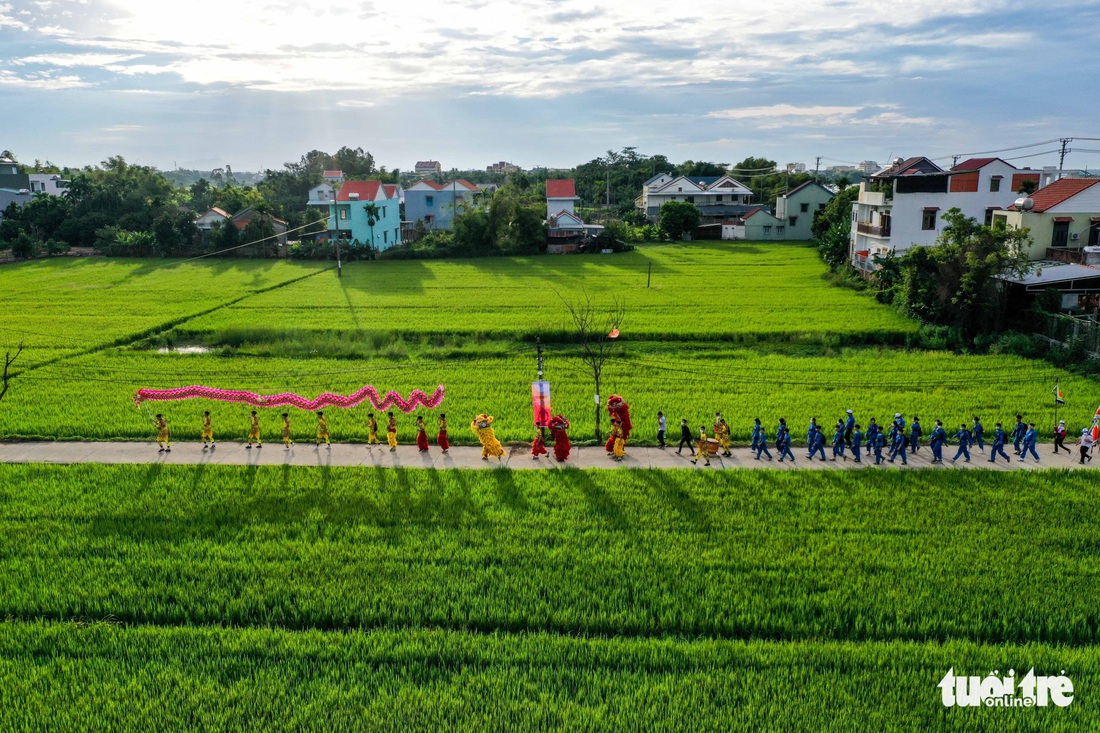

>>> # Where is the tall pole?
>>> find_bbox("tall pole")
[814,156,821,178]
[536,337,546,442]
[333,186,342,277]
[1058,138,1071,180]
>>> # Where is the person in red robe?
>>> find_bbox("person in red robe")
[603,395,632,453]
[416,416,430,452]
[531,433,548,459]
[437,413,450,453]
[550,414,571,462]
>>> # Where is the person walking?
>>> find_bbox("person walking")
[972,417,984,453]
[872,429,886,465]
[909,416,922,455]
[155,413,170,453]
[611,419,626,461]
[809,425,827,462]
[246,410,261,449]
[281,412,294,449]
[894,413,906,432]
[929,420,947,464]
[717,418,733,457]
[676,418,695,454]
[888,421,908,465]
[415,415,429,452]
[437,414,450,453]
[386,412,398,452]
[691,426,711,466]
[1019,423,1040,463]
[367,413,380,445]
[777,419,795,462]
[1012,415,1026,455]
[844,409,855,448]
[531,432,548,459]
[865,418,879,455]
[750,418,761,456]
[755,425,773,461]
[657,412,667,448]
[831,421,846,461]
[989,422,1011,463]
[316,411,330,448]
[950,423,972,463]
[1053,420,1071,455]
[201,410,214,450]
[1078,428,1095,464]
[851,424,863,463]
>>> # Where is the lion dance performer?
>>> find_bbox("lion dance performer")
[603,394,633,454]
[416,415,430,452]
[155,413,170,453]
[472,414,505,461]
[610,419,625,461]
[531,432,548,460]
[549,414,571,462]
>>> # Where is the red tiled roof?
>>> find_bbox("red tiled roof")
[336,180,397,201]
[546,179,577,199]
[209,207,230,218]
[1023,178,1100,213]
[416,180,444,190]
[322,170,343,178]
[951,157,1001,172]
[455,179,479,190]
[741,207,763,220]
[383,185,397,198]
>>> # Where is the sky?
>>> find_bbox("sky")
[1,0,1099,174]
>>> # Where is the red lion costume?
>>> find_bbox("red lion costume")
[603,394,632,453]
[550,414,571,462]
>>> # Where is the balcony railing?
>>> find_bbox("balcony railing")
[857,221,891,238]
[852,254,879,272]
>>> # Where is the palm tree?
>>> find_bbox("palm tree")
[1016,178,1039,196]
[365,202,379,255]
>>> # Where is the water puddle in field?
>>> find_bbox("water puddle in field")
[156,346,213,354]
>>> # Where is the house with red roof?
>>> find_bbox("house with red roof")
[404,178,482,230]
[545,179,603,249]
[850,156,1041,270]
[546,179,580,216]
[993,178,1100,261]
[328,180,402,251]
[307,171,345,209]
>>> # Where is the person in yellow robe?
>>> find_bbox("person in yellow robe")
[281,413,294,449]
[316,411,330,447]
[201,410,214,450]
[472,414,505,461]
[691,425,711,466]
[367,413,380,445]
[247,410,262,449]
[155,414,170,453]
[386,412,398,451]
[611,419,625,460]
[715,418,732,457]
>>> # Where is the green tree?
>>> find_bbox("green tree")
[658,201,701,240]
[1016,177,1039,196]
[817,219,850,269]
[812,185,859,240]
[10,231,38,259]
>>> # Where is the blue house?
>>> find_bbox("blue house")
[329,180,402,251]
[404,178,481,230]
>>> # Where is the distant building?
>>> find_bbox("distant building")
[232,208,289,247]
[404,179,480,230]
[194,207,232,232]
[546,179,602,247]
[858,160,881,175]
[329,180,402,250]
[993,177,1100,260]
[786,162,807,174]
[546,179,580,217]
[414,160,442,177]
[636,174,754,223]
[28,174,69,195]
[486,161,520,175]
[775,181,836,241]
[850,156,1041,270]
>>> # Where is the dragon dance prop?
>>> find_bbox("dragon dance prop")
[134,384,445,413]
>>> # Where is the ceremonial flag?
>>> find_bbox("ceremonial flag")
[1053,381,1064,405]
[608,326,620,339]
[532,381,551,428]
[1092,402,1100,442]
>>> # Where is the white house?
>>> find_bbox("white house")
[850,156,1041,270]
[546,179,580,216]
[28,174,69,195]
[636,174,754,222]
[992,177,1100,260]
[194,207,231,231]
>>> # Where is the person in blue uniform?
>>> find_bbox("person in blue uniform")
[850,425,863,463]
[831,422,846,461]
[755,425,773,461]
[972,417,984,453]
[989,422,1011,463]
[1013,415,1026,454]
[809,426,827,461]
[843,409,855,448]
[777,419,795,462]
[888,421,908,464]
[865,418,879,453]
[751,418,762,454]
[894,413,906,432]
[909,416,922,455]
[951,423,972,463]
[1019,422,1040,463]
[873,429,886,464]
[929,420,947,464]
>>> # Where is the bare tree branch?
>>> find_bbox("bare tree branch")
[0,342,25,404]
[557,290,625,442]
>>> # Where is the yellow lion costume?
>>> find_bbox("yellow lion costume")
[472,414,505,461]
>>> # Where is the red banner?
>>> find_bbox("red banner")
[532,381,551,427]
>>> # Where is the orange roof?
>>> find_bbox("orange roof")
[336,180,398,201]
[546,179,577,199]
[383,184,397,198]
[951,157,1005,172]
[1022,178,1100,212]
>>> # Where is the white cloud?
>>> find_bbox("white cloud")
[0,69,90,88]
[14,52,142,66]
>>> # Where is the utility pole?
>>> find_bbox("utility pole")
[952,155,960,168]
[1058,138,1072,180]
[814,156,822,178]
[536,337,546,442]
[333,186,342,277]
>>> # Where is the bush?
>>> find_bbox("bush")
[10,231,38,259]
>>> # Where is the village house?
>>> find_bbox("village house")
[546,179,602,252]
[774,181,836,241]
[329,180,402,251]
[992,177,1100,261]
[306,171,345,209]
[404,179,481,230]
[636,173,755,223]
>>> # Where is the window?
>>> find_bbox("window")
[763,226,772,235]
[818,203,827,210]
[383,231,388,243]
[686,196,695,204]
[789,216,798,226]
[777,226,785,235]
[715,195,723,202]
[339,208,348,221]
[425,215,434,225]
[921,209,937,230]
[426,196,434,206]
[677,187,682,192]
[800,202,809,213]
[990,176,1002,192]
[984,208,995,227]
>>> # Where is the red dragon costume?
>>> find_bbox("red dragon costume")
[549,414,571,462]
[603,394,632,454]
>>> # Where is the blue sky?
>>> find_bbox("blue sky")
[1,0,1098,173]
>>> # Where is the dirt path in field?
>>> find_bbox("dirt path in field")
[0,440,1091,471]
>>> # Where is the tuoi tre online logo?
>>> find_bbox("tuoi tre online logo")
[938,668,1074,708]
